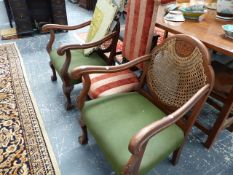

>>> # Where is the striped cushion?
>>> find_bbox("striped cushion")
[89,70,139,99]
[122,0,160,68]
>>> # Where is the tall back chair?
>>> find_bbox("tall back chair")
[74,0,159,100]
[71,35,214,175]
[122,0,160,68]
[42,0,123,110]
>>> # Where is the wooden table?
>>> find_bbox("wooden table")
[156,6,233,57]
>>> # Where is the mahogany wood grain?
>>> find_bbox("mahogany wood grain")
[42,21,91,53]
[42,21,91,32]
[156,6,233,57]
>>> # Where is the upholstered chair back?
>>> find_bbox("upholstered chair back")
[122,0,160,67]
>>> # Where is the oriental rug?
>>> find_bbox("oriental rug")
[0,43,60,175]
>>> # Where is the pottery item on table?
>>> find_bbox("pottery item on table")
[222,24,233,39]
[179,5,207,20]
[216,0,233,20]
[205,0,217,9]
[164,10,185,21]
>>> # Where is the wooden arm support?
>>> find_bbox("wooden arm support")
[57,31,119,56]
[42,21,91,53]
[42,21,91,32]
[123,84,210,174]
[71,54,151,79]
[128,84,210,155]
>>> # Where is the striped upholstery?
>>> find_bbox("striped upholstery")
[89,1,159,98]
[122,0,160,68]
[89,70,139,99]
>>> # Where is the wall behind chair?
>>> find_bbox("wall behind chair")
[0,0,10,29]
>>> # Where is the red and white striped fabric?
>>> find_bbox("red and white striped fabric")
[88,70,139,99]
[122,0,160,68]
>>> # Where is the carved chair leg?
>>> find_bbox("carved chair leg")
[79,118,88,145]
[62,83,74,110]
[49,61,57,81]
[171,144,184,165]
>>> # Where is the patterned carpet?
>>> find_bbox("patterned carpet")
[0,1,232,174]
[0,43,60,175]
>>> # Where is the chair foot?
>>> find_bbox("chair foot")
[49,61,57,81]
[62,84,74,111]
[203,141,213,149]
[204,121,233,148]
[51,75,57,81]
[79,119,88,145]
[65,102,73,110]
[79,135,88,145]
[171,146,183,165]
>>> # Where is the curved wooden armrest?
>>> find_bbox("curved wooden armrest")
[44,21,91,53]
[128,84,210,155]
[57,31,119,56]
[42,21,91,32]
[71,54,151,79]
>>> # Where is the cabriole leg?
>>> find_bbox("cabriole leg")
[79,118,88,145]
[62,83,73,110]
[49,61,57,81]
[171,145,184,165]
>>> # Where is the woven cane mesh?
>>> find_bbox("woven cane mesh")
[147,38,207,108]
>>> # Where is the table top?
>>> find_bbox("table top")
[156,5,233,57]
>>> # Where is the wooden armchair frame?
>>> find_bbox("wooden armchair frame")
[42,19,120,110]
[71,35,214,174]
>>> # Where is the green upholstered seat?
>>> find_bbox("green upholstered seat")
[83,92,184,175]
[50,49,107,84]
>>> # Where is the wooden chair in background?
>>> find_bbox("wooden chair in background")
[42,0,122,110]
[118,0,160,65]
[71,34,214,175]
[196,61,233,148]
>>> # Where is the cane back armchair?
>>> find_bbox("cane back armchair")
[42,0,121,110]
[71,34,214,174]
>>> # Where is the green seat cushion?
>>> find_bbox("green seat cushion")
[83,92,184,175]
[50,49,107,84]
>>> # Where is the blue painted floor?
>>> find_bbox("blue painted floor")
[0,1,232,174]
